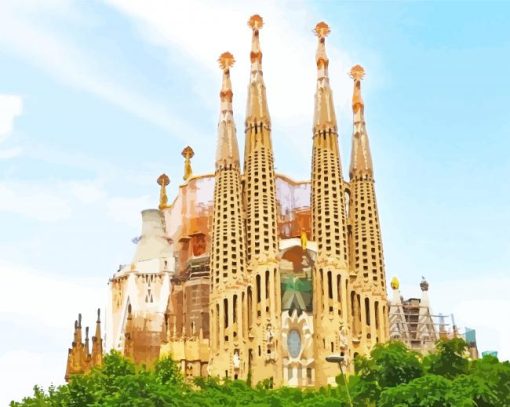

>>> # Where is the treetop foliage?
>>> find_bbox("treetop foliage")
[11,340,510,407]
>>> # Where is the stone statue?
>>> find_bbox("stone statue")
[233,350,241,369]
[339,324,348,350]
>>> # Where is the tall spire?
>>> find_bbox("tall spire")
[76,313,82,343]
[348,64,389,351]
[84,326,90,357]
[242,14,282,386]
[313,22,336,131]
[349,65,373,179]
[245,14,270,136]
[91,308,103,366]
[216,52,240,169]
[209,52,248,380]
[310,20,352,387]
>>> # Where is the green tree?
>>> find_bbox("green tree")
[423,337,469,378]
[354,340,423,403]
[10,339,510,407]
[379,374,473,407]
[467,355,510,406]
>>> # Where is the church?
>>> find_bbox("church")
[66,15,390,388]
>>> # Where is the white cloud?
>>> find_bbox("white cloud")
[0,95,23,140]
[69,181,106,204]
[0,2,197,141]
[0,146,23,159]
[0,181,72,222]
[0,178,155,227]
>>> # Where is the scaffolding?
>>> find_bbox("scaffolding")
[389,300,457,352]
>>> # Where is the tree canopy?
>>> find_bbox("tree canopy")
[11,339,510,407]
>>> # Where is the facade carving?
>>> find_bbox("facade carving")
[65,16,396,387]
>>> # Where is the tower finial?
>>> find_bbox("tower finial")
[314,22,330,75]
[218,52,235,110]
[91,308,103,366]
[157,173,170,210]
[248,14,263,30]
[312,21,336,131]
[181,146,194,181]
[350,64,365,81]
[349,64,373,179]
[85,326,90,355]
[420,276,429,292]
[350,64,365,112]
[218,51,235,72]
[216,52,240,168]
[248,15,263,66]
[314,21,331,38]
[245,14,271,134]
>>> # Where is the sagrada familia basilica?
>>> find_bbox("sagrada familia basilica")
[65,15,461,387]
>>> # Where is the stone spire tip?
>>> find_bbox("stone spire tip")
[350,65,365,111]
[157,173,170,186]
[218,52,235,72]
[157,173,170,210]
[181,146,194,181]
[350,64,365,81]
[314,22,331,74]
[314,21,330,38]
[420,276,429,292]
[248,14,263,30]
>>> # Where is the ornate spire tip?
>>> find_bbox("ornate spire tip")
[350,64,365,81]
[314,21,330,38]
[157,173,170,187]
[218,52,235,71]
[181,146,194,159]
[248,14,263,30]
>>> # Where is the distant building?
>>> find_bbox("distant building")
[389,277,479,358]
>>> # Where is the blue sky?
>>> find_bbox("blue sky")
[0,0,509,403]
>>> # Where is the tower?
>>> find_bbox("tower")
[310,22,351,386]
[388,277,409,341]
[243,14,282,386]
[416,277,437,347]
[209,52,249,380]
[348,65,389,354]
[91,308,103,367]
